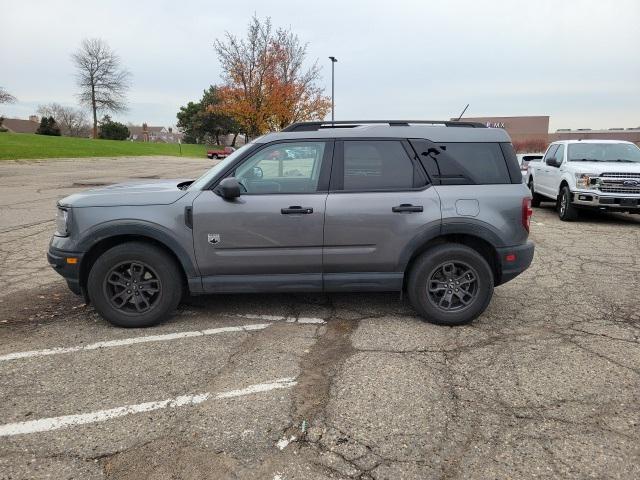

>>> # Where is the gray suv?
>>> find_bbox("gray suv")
[48,120,535,328]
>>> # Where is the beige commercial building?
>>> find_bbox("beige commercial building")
[456,115,640,151]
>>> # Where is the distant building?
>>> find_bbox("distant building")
[128,124,183,143]
[455,115,640,151]
[549,127,640,145]
[1,116,39,134]
[456,116,550,145]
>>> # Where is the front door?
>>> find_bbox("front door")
[322,139,441,291]
[192,140,333,293]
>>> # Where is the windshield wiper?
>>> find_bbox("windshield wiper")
[612,159,635,163]
[570,158,601,162]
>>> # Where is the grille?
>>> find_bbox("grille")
[600,186,640,194]
[600,172,640,178]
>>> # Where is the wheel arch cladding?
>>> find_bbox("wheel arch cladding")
[77,224,196,292]
[402,234,500,288]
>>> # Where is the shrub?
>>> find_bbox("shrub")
[36,116,61,136]
[513,139,548,153]
[99,120,130,140]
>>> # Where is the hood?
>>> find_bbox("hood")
[59,179,192,208]
[566,161,640,175]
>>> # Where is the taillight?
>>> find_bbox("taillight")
[522,197,533,232]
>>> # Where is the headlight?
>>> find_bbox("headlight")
[575,173,598,189]
[55,207,70,236]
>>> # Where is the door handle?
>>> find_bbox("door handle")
[281,206,314,214]
[392,204,423,213]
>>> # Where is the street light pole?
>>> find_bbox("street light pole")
[329,56,337,124]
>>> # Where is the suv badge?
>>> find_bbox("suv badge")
[207,233,221,245]
[623,180,639,187]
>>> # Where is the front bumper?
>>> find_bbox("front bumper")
[496,241,535,286]
[572,190,640,210]
[47,245,84,295]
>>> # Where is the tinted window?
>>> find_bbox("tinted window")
[235,142,326,194]
[439,143,511,184]
[343,141,417,191]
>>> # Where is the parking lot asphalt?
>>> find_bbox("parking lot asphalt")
[1,157,639,479]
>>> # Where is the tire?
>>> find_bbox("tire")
[212,154,219,159]
[87,242,183,327]
[558,186,579,221]
[528,179,543,207]
[407,244,494,326]
[207,154,213,159]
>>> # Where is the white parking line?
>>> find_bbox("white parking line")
[0,323,269,363]
[234,314,326,324]
[0,378,296,437]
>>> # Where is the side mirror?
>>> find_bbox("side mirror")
[546,157,559,167]
[215,177,241,199]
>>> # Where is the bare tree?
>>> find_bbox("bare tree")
[71,38,131,138]
[0,86,16,104]
[37,103,90,137]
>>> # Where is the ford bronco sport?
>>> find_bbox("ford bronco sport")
[48,120,535,327]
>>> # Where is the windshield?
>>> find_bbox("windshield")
[568,143,640,163]
[188,142,256,190]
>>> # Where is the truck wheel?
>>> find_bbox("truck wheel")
[87,242,183,328]
[212,154,219,159]
[407,244,494,326]
[528,180,543,207]
[558,186,579,221]
[207,154,213,159]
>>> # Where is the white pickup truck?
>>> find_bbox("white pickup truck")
[526,139,640,221]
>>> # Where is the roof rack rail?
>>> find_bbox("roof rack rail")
[281,120,487,132]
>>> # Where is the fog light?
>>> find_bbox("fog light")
[578,195,592,201]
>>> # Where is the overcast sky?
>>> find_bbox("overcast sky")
[1,0,638,131]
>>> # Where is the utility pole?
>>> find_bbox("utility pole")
[329,56,338,124]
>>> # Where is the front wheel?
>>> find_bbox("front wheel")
[558,186,579,221]
[87,242,183,327]
[407,244,494,326]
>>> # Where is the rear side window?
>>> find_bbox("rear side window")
[437,143,511,184]
[342,140,420,191]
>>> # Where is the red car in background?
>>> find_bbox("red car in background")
[207,146,235,159]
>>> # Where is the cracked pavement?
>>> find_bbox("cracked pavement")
[1,157,639,479]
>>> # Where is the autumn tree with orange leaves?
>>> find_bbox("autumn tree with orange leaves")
[212,16,330,138]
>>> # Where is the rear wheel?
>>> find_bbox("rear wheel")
[528,179,543,207]
[407,244,494,326]
[558,186,579,221]
[87,242,183,327]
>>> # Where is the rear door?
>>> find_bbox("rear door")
[322,139,441,291]
[192,140,332,292]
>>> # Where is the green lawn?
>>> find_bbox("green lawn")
[0,132,217,160]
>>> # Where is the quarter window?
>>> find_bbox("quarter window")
[438,143,511,184]
[342,140,418,191]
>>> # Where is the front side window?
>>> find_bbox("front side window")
[543,144,559,163]
[568,143,640,163]
[234,142,326,194]
[342,140,418,191]
[553,144,565,165]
